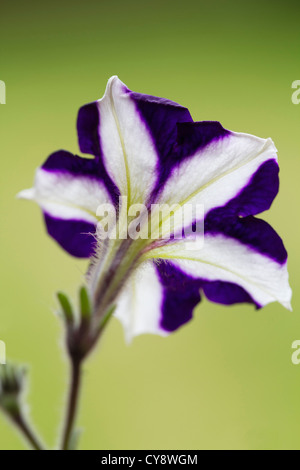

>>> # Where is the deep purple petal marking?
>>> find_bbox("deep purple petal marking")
[77,102,101,157]
[175,121,230,160]
[127,92,200,192]
[204,214,287,264]
[44,213,96,258]
[128,91,193,164]
[155,261,201,332]
[182,158,283,263]
[42,150,102,178]
[214,159,279,218]
[42,149,120,205]
[155,259,262,333]
[200,280,261,309]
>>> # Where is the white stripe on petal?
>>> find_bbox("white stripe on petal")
[97,76,158,205]
[158,133,277,230]
[114,261,168,343]
[20,169,111,224]
[145,235,292,311]
[17,188,36,200]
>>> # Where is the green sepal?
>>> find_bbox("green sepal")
[57,292,74,324]
[79,286,92,321]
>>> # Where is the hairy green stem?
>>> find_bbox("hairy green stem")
[61,358,82,450]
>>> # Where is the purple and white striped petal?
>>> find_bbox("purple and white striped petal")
[155,123,279,235]
[127,88,193,190]
[145,216,292,312]
[115,215,292,341]
[114,260,201,343]
[78,76,160,205]
[18,151,112,257]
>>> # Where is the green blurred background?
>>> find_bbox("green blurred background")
[0,0,299,450]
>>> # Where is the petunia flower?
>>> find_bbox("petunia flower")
[18,76,292,343]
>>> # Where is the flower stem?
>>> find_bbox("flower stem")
[13,414,44,450]
[61,358,82,450]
